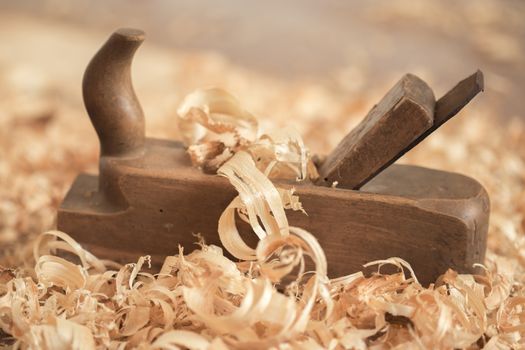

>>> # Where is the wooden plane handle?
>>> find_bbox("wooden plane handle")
[83,28,146,157]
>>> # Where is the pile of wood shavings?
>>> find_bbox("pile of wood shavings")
[0,80,524,350]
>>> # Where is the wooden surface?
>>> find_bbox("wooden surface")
[82,28,147,158]
[393,70,485,164]
[317,71,484,190]
[317,74,435,189]
[58,138,489,286]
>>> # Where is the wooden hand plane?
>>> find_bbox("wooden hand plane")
[57,28,489,285]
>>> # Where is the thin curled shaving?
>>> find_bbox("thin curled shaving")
[177,88,315,179]
[177,88,258,172]
[217,151,309,260]
[250,128,318,181]
[218,151,288,239]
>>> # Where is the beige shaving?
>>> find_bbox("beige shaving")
[177,88,258,172]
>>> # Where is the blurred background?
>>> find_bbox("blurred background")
[2,0,525,122]
[0,1,524,258]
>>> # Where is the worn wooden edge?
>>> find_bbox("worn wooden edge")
[316,71,484,192]
[356,71,485,189]
[434,70,484,126]
[317,73,435,190]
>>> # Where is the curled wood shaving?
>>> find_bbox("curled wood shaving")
[177,88,317,179]
[216,151,309,261]
[250,128,317,181]
[177,88,258,172]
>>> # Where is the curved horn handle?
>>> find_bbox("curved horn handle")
[83,28,146,157]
